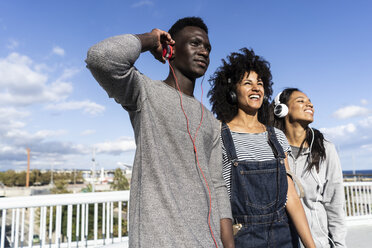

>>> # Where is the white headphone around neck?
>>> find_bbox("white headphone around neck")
[273,92,289,118]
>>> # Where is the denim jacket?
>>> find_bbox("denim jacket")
[287,140,346,247]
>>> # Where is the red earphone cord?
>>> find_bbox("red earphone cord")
[168,62,219,248]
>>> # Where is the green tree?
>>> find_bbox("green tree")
[51,179,71,194]
[30,169,42,185]
[110,168,129,191]
[40,171,51,185]
[14,171,26,186]
[1,170,16,186]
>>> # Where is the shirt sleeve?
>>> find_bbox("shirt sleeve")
[85,34,143,111]
[323,142,347,247]
[274,128,291,153]
[220,136,232,198]
[210,128,233,220]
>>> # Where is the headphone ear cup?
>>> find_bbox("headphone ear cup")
[227,91,237,104]
[162,44,173,60]
[168,45,173,59]
[274,104,289,118]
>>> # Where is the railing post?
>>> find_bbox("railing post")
[1,209,6,248]
[110,202,113,243]
[85,204,89,247]
[80,204,85,243]
[94,203,98,246]
[55,205,61,247]
[41,206,46,247]
[356,185,361,215]
[67,205,72,248]
[351,185,356,216]
[363,185,368,215]
[75,205,80,247]
[49,206,53,247]
[28,208,34,248]
[106,202,109,241]
[21,208,25,248]
[11,209,15,247]
[85,204,89,246]
[102,203,105,245]
[14,208,20,247]
[118,202,122,241]
[345,185,351,216]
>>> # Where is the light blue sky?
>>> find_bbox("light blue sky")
[1,0,371,171]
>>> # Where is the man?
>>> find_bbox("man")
[86,17,233,248]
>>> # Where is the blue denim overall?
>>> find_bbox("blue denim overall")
[221,123,299,247]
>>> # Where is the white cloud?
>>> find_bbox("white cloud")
[359,116,372,128]
[131,0,153,8]
[360,144,372,152]
[44,81,73,100]
[3,129,67,145]
[95,137,136,155]
[0,53,47,89]
[332,105,370,119]
[81,129,96,136]
[33,130,68,139]
[320,123,357,139]
[361,99,368,105]
[0,107,29,132]
[0,53,73,106]
[58,68,80,81]
[0,120,87,168]
[0,52,106,171]
[52,46,65,56]
[45,100,105,115]
[0,107,29,120]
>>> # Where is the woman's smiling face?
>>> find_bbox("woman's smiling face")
[236,71,264,113]
[286,91,314,124]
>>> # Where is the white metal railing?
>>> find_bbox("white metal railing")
[0,190,129,248]
[1,183,371,248]
[344,182,372,220]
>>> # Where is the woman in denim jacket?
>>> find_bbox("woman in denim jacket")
[271,88,346,247]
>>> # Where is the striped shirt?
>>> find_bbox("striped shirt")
[221,128,291,197]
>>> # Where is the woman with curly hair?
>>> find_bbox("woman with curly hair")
[208,48,315,247]
[270,88,346,247]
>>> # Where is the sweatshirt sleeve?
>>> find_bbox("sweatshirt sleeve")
[85,34,143,111]
[210,128,233,220]
[323,142,347,247]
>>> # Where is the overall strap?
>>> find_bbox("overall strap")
[266,126,286,159]
[220,122,238,164]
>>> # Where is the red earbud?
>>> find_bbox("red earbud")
[162,44,173,60]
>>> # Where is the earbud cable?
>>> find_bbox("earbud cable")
[168,61,219,248]
[309,127,336,247]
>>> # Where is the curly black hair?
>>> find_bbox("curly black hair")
[208,48,273,123]
[168,17,208,40]
[270,88,326,172]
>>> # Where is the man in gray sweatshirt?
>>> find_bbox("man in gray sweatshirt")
[86,17,233,248]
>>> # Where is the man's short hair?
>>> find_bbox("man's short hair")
[168,17,208,39]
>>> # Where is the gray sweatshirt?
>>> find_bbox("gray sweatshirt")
[288,140,346,247]
[86,34,232,248]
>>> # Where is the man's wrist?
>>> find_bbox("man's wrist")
[136,32,157,52]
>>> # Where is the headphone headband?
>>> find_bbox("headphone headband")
[274,92,282,106]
